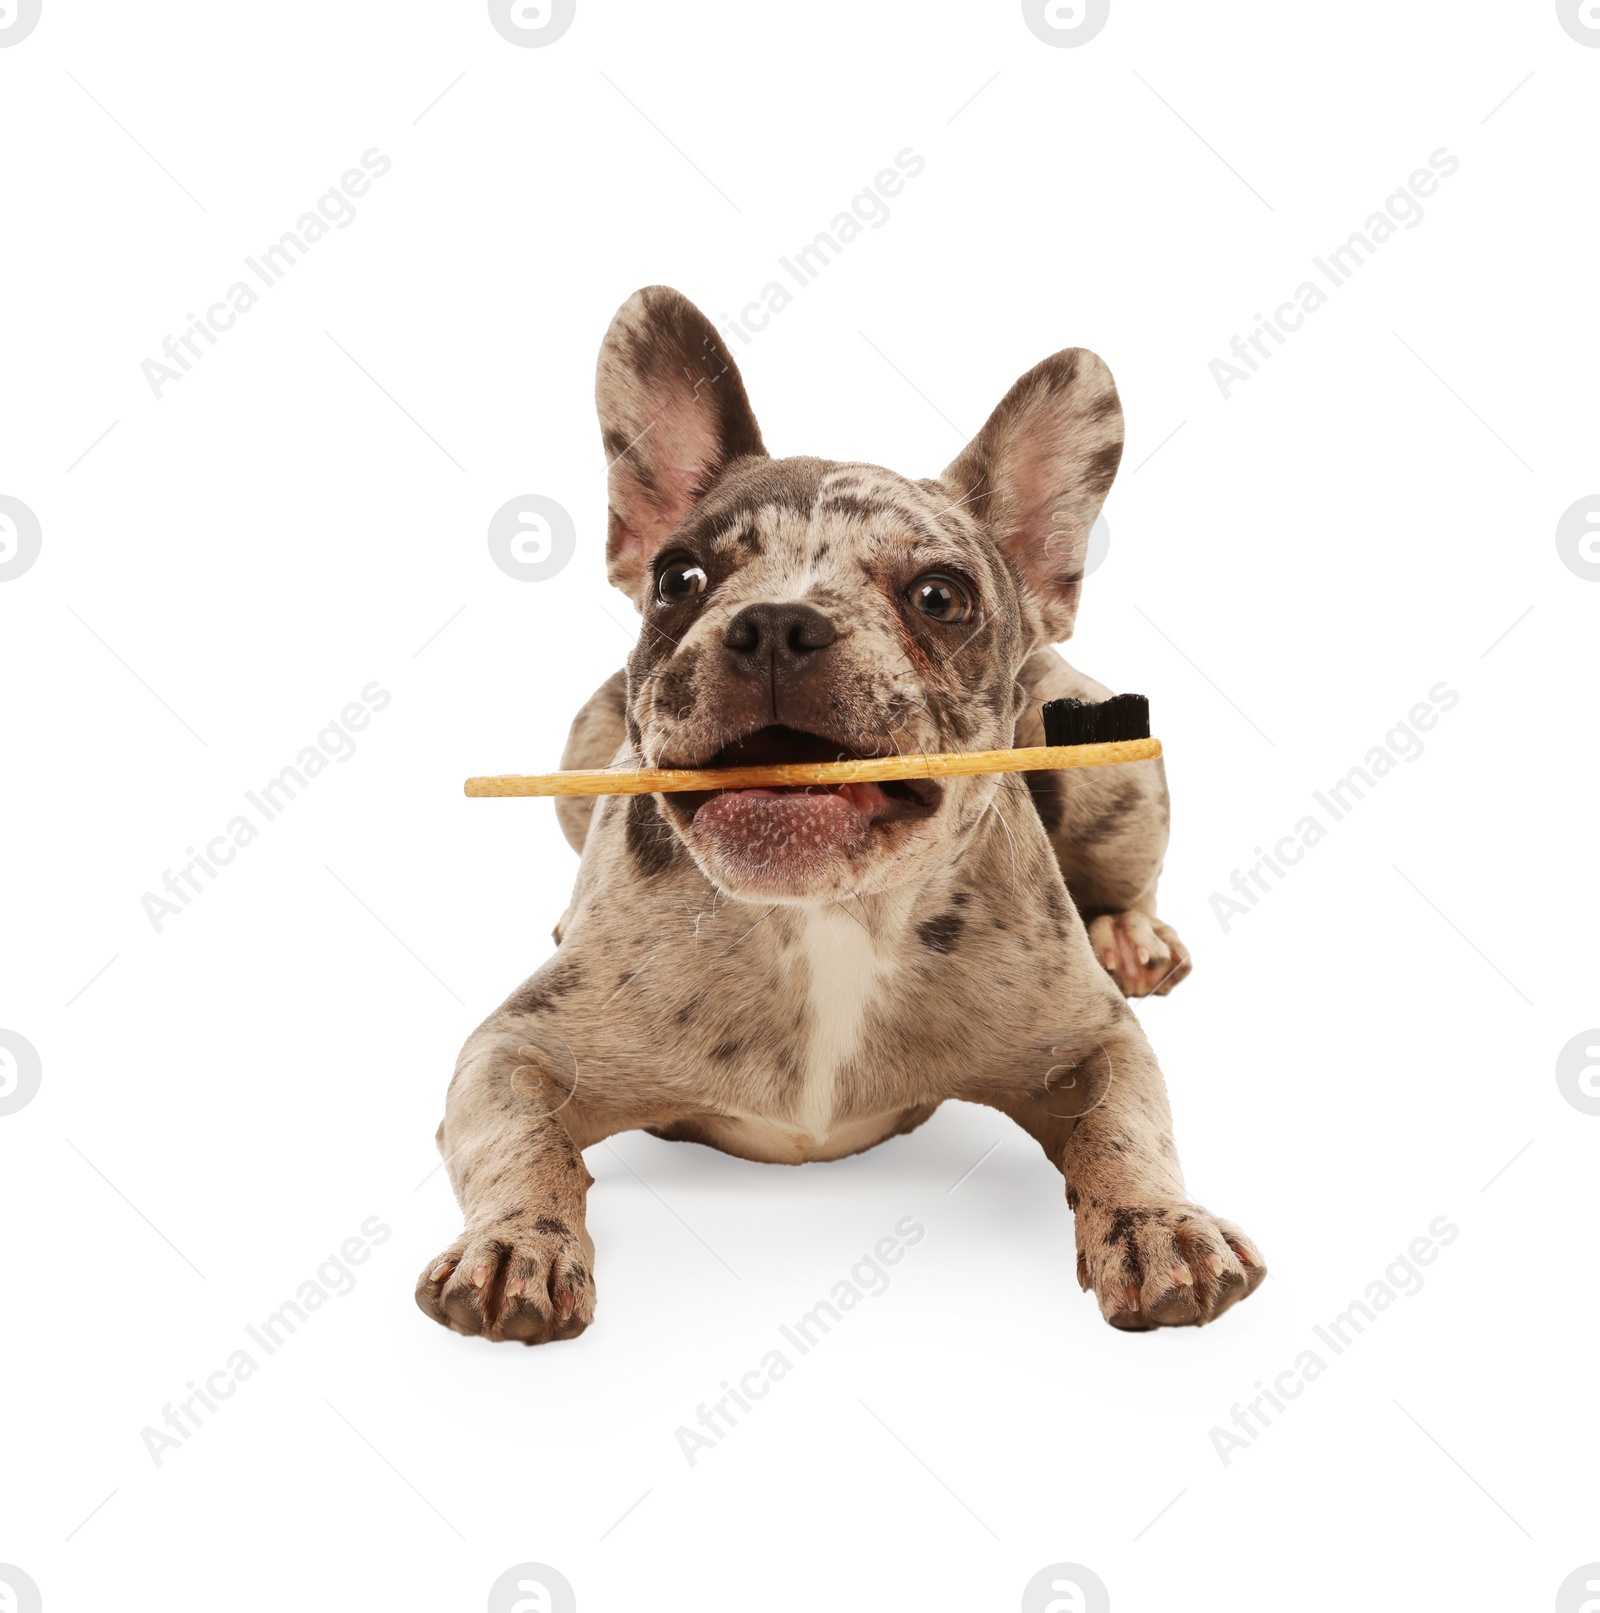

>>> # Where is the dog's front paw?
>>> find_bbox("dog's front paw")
[415,1216,595,1344]
[1087,911,1191,998]
[1074,1201,1264,1330]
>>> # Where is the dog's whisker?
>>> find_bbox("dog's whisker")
[981,795,1021,896]
[601,950,662,1009]
[927,476,989,521]
[715,904,778,958]
[949,608,996,659]
[829,893,873,938]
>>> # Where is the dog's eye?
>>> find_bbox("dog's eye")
[657,560,709,605]
[908,573,973,624]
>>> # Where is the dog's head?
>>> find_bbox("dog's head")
[597,286,1124,904]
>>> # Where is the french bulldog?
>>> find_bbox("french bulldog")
[416,286,1265,1343]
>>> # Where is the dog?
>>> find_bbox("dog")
[415,286,1265,1343]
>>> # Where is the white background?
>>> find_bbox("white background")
[2,2,1596,1609]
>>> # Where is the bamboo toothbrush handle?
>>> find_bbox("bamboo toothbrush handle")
[464,738,1161,798]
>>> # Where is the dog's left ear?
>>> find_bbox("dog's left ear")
[596,286,768,607]
[941,348,1123,643]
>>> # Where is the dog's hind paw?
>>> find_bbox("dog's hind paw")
[1087,911,1191,998]
[1074,1201,1265,1330]
[415,1217,595,1345]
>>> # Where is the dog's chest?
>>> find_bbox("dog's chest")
[791,907,892,1133]
[713,905,900,1160]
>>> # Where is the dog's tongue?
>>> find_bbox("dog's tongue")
[672,728,938,866]
[692,782,887,855]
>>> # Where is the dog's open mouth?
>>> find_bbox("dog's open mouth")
[662,725,942,831]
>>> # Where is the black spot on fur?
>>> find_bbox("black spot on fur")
[506,960,582,1015]
[1072,779,1144,849]
[819,493,944,548]
[1083,441,1124,497]
[1024,771,1065,835]
[711,1037,744,1061]
[534,1216,571,1240]
[1103,1205,1159,1279]
[614,290,765,468]
[657,648,700,717]
[686,458,827,536]
[1103,1204,1167,1252]
[626,793,678,878]
[814,494,884,526]
[918,912,964,954]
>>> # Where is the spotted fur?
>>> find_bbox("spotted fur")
[415,287,1262,1344]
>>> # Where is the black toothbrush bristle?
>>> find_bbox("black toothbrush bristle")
[1041,693,1151,747]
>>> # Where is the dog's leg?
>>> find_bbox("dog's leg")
[553,667,629,858]
[549,668,630,943]
[1014,647,1191,996]
[988,1013,1265,1330]
[413,1026,600,1344]
[414,1009,682,1345]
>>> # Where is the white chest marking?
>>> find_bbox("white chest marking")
[793,907,891,1140]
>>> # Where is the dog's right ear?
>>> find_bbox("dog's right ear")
[596,286,767,607]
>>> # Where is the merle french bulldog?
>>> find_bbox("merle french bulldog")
[416,286,1265,1343]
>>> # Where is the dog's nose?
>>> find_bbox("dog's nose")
[722,602,838,674]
